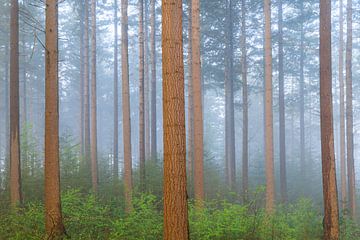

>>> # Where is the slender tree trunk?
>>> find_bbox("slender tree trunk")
[192,0,204,204]
[338,0,346,212]
[319,0,340,238]
[90,0,98,194]
[345,0,356,220]
[241,0,248,203]
[150,0,157,160]
[10,0,22,207]
[44,0,66,237]
[113,0,119,180]
[278,0,287,203]
[5,43,10,192]
[144,0,151,160]
[79,0,85,161]
[162,0,189,238]
[84,0,91,183]
[21,39,27,127]
[300,2,305,177]
[187,0,194,190]
[122,0,133,212]
[264,0,274,213]
[225,0,236,192]
[139,0,146,192]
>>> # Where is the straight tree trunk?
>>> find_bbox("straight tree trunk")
[162,0,189,238]
[139,0,146,192]
[338,0,346,212]
[5,43,10,192]
[150,0,157,160]
[122,0,133,213]
[90,0,98,194]
[319,0,340,238]
[241,0,248,203]
[278,0,287,203]
[21,39,27,127]
[44,0,66,237]
[79,0,85,160]
[225,0,236,192]
[192,0,204,204]
[187,0,194,189]
[264,0,275,213]
[10,0,22,207]
[84,0,91,182]
[144,0,151,160]
[345,0,356,220]
[113,0,119,180]
[300,2,306,177]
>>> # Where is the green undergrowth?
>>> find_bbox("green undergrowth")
[0,190,358,240]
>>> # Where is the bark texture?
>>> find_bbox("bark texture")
[10,0,22,207]
[150,0,157,160]
[319,0,340,238]
[90,0,98,194]
[264,0,275,213]
[122,0,133,213]
[162,0,189,238]
[139,0,146,192]
[192,0,204,204]
[44,0,66,237]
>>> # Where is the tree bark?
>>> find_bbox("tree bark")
[79,0,85,161]
[84,0,91,183]
[319,0,340,238]
[90,0,98,194]
[150,0,157,160]
[264,0,275,213]
[278,0,287,204]
[187,0,194,192]
[345,0,356,220]
[192,0,204,204]
[139,0,146,192]
[338,0,346,212]
[162,0,189,238]
[113,0,119,180]
[144,0,151,160]
[225,0,236,192]
[10,0,22,207]
[241,0,248,203]
[122,0,133,213]
[44,0,66,237]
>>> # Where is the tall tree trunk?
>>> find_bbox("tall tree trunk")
[345,0,356,220]
[300,1,306,178]
[192,0,204,204]
[338,0,346,212]
[84,0,91,184]
[144,0,151,160]
[79,0,85,162]
[5,43,10,192]
[44,0,66,237]
[139,0,146,192]
[278,0,287,203]
[162,0,189,238]
[10,0,22,207]
[21,39,27,127]
[225,0,236,192]
[90,0,98,194]
[113,0,119,180]
[187,0,194,191]
[122,0,133,213]
[319,0,340,238]
[150,0,157,160]
[264,0,274,213]
[241,0,248,203]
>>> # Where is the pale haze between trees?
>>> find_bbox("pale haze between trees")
[0,0,359,239]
